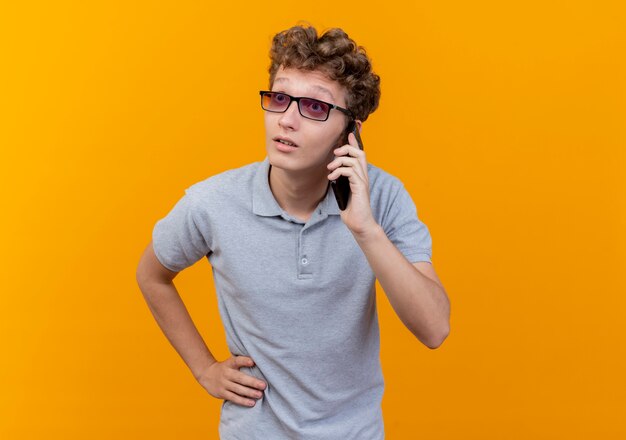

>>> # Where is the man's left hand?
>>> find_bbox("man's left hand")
[327,132,379,238]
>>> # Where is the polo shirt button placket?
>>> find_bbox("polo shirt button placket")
[298,228,313,278]
[299,252,312,276]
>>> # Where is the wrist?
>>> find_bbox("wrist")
[193,358,218,382]
[351,222,384,245]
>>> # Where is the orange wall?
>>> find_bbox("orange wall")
[1,1,624,438]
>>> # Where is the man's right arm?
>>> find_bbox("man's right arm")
[135,241,266,407]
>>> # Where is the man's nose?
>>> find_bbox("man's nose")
[278,100,301,129]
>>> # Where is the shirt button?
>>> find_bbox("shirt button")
[301,258,308,265]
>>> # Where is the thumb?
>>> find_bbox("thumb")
[233,356,255,368]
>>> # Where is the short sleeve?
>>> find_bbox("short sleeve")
[152,190,212,272]
[382,184,432,263]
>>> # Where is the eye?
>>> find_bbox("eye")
[273,93,288,103]
[302,99,329,117]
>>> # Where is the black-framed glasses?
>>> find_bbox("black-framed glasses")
[259,91,354,121]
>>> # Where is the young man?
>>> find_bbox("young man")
[136,25,450,439]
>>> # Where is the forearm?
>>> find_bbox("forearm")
[138,279,217,380]
[353,225,450,348]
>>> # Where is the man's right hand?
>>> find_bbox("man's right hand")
[197,356,267,407]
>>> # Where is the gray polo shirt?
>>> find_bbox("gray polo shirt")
[152,157,432,439]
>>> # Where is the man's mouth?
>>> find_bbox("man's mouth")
[274,137,298,147]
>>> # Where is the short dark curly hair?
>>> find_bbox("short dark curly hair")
[268,25,381,123]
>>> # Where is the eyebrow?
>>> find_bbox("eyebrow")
[273,78,335,101]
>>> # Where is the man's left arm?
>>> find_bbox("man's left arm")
[327,133,450,349]
[352,225,450,349]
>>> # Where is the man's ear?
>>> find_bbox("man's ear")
[355,120,363,133]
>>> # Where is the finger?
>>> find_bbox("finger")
[222,390,257,407]
[335,144,365,158]
[230,370,267,390]
[335,147,366,173]
[348,132,359,148]
[232,356,255,369]
[328,165,362,183]
[327,157,365,182]
[333,144,367,180]
[348,132,367,170]
[227,381,264,400]
[327,155,358,171]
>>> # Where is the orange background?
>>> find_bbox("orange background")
[1,1,625,438]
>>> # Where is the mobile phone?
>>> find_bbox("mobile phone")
[330,120,364,210]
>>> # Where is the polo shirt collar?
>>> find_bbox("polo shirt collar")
[252,157,341,217]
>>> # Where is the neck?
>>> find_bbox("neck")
[268,164,330,222]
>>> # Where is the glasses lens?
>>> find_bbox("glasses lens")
[299,98,330,121]
[262,92,290,112]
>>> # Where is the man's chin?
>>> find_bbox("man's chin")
[266,150,328,175]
